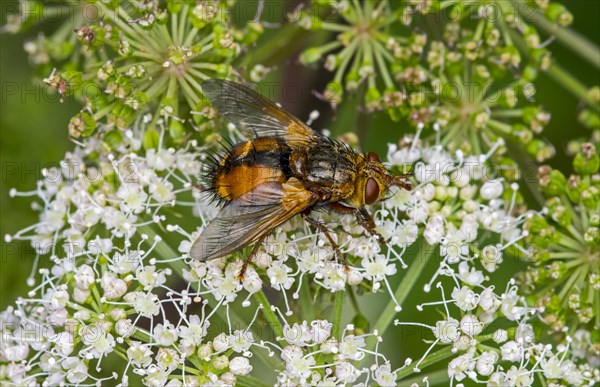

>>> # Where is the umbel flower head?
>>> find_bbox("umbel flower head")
[517,142,599,365]
[8,1,263,141]
[297,0,564,161]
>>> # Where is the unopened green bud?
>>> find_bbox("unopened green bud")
[538,166,566,195]
[573,143,599,175]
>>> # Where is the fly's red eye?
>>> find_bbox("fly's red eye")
[365,178,380,205]
[367,152,380,162]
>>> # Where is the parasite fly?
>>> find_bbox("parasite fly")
[190,80,412,279]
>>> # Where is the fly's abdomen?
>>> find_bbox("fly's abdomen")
[208,137,292,202]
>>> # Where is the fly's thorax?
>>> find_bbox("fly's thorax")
[289,141,358,200]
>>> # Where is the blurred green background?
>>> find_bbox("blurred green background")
[0,1,598,377]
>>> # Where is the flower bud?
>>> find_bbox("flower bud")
[573,143,600,175]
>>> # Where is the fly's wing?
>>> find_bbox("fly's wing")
[202,79,322,148]
[189,178,317,261]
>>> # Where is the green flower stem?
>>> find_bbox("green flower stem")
[131,327,153,343]
[491,109,523,118]
[511,0,600,69]
[396,346,454,380]
[237,374,271,387]
[332,290,346,337]
[170,6,180,45]
[334,38,360,83]
[401,368,449,386]
[166,76,179,114]
[320,22,351,33]
[254,290,284,340]
[546,64,598,111]
[179,76,201,110]
[361,240,434,367]
[373,41,394,89]
[300,276,315,322]
[183,27,200,48]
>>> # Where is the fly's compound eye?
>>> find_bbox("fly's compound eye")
[367,152,380,163]
[365,178,380,205]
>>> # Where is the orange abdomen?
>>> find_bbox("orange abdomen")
[211,137,292,201]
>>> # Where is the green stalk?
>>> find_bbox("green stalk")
[358,241,435,369]
[546,64,598,111]
[254,290,284,340]
[400,368,449,386]
[300,276,315,322]
[511,0,600,69]
[373,241,434,337]
[396,346,454,381]
[331,290,346,337]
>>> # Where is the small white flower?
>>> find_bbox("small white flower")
[500,291,525,321]
[156,348,180,372]
[447,353,475,381]
[101,271,127,299]
[338,335,365,361]
[361,255,396,281]
[460,314,484,336]
[229,330,254,353]
[109,251,140,274]
[504,366,533,387]
[373,363,396,386]
[62,357,89,384]
[310,320,332,344]
[74,264,95,289]
[136,266,167,290]
[229,356,252,376]
[433,318,460,344]
[335,361,360,383]
[213,332,230,353]
[284,322,311,346]
[541,356,564,379]
[127,341,153,368]
[476,351,498,376]
[487,371,507,387]
[457,262,484,287]
[154,323,178,346]
[146,148,175,171]
[124,291,160,318]
[267,261,294,289]
[451,286,479,311]
[117,183,148,214]
[424,214,445,245]
[500,340,522,362]
[179,315,208,348]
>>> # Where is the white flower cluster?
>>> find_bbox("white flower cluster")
[2,126,594,385]
[274,319,406,386]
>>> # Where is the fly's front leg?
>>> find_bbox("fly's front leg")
[329,202,386,246]
[357,207,387,246]
[301,210,349,272]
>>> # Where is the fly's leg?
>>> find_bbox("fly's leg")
[356,208,387,246]
[329,203,386,246]
[237,234,267,282]
[301,212,349,272]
